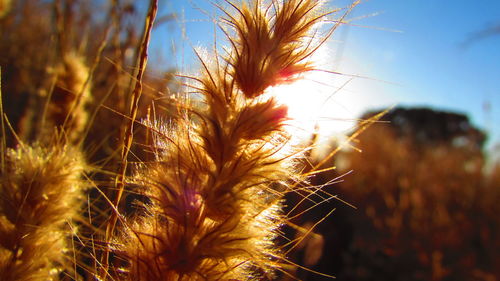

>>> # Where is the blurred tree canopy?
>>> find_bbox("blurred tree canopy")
[361,107,486,150]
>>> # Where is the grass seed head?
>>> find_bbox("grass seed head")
[0,0,11,18]
[44,53,91,144]
[0,143,87,281]
[109,0,342,279]
[227,0,325,98]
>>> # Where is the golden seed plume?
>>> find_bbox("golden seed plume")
[111,0,341,280]
[43,53,91,144]
[0,142,87,281]
[224,0,327,98]
[0,0,11,19]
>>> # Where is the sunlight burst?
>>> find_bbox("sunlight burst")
[267,66,359,144]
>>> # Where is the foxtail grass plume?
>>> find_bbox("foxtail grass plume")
[0,142,87,281]
[112,0,344,280]
[0,0,11,19]
[44,53,91,144]
[227,0,329,98]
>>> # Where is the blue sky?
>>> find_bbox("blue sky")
[150,0,500,151]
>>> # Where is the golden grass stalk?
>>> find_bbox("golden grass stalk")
[0,141,87,281]
[112,0,343,280]
[100,0,158,277]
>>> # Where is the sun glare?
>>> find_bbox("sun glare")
[267,67,359,144]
